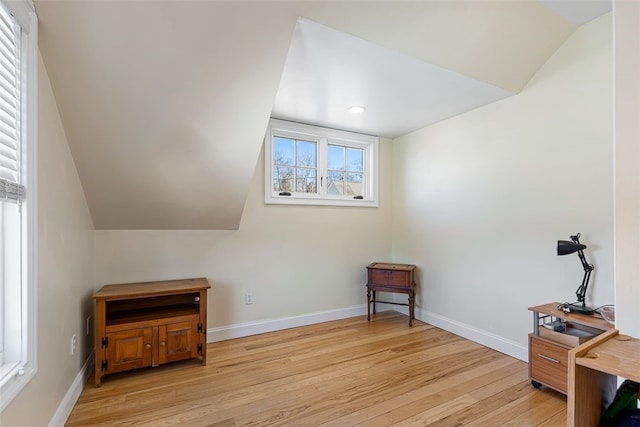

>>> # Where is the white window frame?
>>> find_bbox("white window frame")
[265,119,379,207]
[0,0,38,412]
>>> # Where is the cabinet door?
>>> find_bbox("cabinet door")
[106,327,153,374]
[158,321,199,364]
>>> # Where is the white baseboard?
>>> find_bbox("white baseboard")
[48,350,94,427]
[394,305,528,362]
[207,304,391,342]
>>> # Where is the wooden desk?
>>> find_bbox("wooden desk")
[366,262,416,326]
[568,329,640,426]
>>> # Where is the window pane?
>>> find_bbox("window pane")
[347,173,363,196]
[348,172,363,183]
[296,141,316,168]
[295,168,316,193]
[1,200,21,364]
[346,148,363,172]
[273,166,293,192]
[274,137,294,166]
[326,170,344,195]
[327,145,344,170]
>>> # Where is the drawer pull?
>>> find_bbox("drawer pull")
[144,343,151,350]
[537,353,560,364]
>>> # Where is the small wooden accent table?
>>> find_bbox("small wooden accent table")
[93,277,210,386]
[568,329,640,426]
[366,262,416,326]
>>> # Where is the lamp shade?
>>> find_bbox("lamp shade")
[557,240,587,256]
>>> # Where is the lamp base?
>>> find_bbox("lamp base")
[564,303,595,315]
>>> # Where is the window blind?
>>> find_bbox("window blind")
[0,4,22,202]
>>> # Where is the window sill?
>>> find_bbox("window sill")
[0,363,36,412]
[265,195,378,208]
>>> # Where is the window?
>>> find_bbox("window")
[0,0,37,412]
[265,119,378,207]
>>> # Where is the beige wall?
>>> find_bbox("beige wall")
[391,14,613,354]
[614,0,640,337]
[95,141,393,330]
[0,54,95,426]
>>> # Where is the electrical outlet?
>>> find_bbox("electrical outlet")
[245,292,253,305]
[86,316,91,335]
[71,334,77,356]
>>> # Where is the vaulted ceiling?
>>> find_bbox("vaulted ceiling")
[34,1,610,230]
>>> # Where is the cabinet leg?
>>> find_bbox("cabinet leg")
[367,288,371,321]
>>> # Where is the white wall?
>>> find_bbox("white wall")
[0,54,95,426]
[614,0,640,338]
[95,141,392,336]
[391,14,613,359]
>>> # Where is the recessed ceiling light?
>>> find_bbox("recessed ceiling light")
[348,106,366,114]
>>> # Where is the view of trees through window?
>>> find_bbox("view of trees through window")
[273,137,364,196]
[273,137,317,193]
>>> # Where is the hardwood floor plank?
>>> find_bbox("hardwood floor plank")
[463,384,563,426]
[329,356,522,427]
[502,395,566,426]
[441,381,541,426]
[65,312,567,426]
[389,394,480,426]
[536,410,568,426]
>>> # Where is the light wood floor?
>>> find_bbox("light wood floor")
[66,312,566,426]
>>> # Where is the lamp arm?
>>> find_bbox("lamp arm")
[575,249,594,305]
[576,249,593,272]
[576,268,592,305]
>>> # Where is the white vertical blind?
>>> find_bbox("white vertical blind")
[0,4,22,202]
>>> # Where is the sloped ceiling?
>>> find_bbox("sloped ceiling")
[34,1,603,230]
[271,17,515,138]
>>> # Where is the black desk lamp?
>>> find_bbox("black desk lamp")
[557,233,595,315]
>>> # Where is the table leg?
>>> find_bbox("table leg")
[372,291,376,314]
[367,287,371,321]
[409,291,415,327]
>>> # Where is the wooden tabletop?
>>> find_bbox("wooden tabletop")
[93,277,210,300]
[576,332,640,382]
[528,302,613,330]
[367,262,415,271]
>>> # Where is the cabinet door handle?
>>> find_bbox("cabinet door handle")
[144,343,151,350]
[160,341,166,347]
[537,353,560,364]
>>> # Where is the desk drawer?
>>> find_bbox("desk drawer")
[368,269,411,288]
[529,334,569,394]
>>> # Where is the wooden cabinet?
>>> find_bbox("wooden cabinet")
[366,262,416,326]
[93,277,210,386]
[528,302,613,394]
